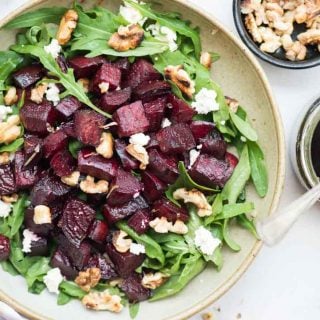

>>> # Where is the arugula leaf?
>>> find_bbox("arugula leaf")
[25,257,50,288]
[59,281,86,298]
[0,138,24,153]
[57,292,73,305]
[230,111,258,141]
[214,202,254,220]
[7,194,28,238]
[28,280,46,294]
[222,219,241,252]
[129,303,140,319]
[1,260,19,276]
[204,194,223,226]
[68,139,83,159]
[237,214,259,239]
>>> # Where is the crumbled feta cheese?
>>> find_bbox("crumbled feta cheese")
[22,229,40,253]
[147,23,178,52]
[0,200,12,218]
[44,39,61,59]
[120,2,146,25]
[161,118,172,128]
[191,88,220,114]
[45,83,60,106]
[129,243,146,255]
[240,136,247,142]
[196,144,202,150]
[0,105,13,122]
[133,192,140,198]
[43,268,64,294]
[194,226,221,256]
[129,133,150,146]
[188,149,200,169]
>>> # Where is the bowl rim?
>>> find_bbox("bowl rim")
[233,0,320,70]
[0,0,286,319]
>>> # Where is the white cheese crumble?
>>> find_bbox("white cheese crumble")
[161,118,172,128]
[130,243,146,255]
[120,2,146,25]
[45,83,60,106]
[196,144,203,150]
[0,200,12,218]
[147,23,178,52]
[191,88,220,114]
[22,229,40,253]
[44,39,61,59]
[194,226,221,256]
[129,133,150,146]
[188,149,200,169]
[0,105,12,122]
[43,268,64,294]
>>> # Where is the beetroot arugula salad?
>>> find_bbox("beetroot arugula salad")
[0,0,268,317]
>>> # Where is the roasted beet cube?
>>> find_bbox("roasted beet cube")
[133,80,171,102]
[189,154,233,188]
[199,129,227,160]
[103,196,148,225]
[55,96,82,119]
[61,198,96,247]
[92,64,121,93]
[51,249,78,280]
[113,58,130,74]
[0,235,10,261]
[143,97,167,131]
[88,220,109,244]
[148,148,178,184]
[0,164,16,195]
[68,56,106,79]
[12,65,44,88]
[152,198,189,222]
[156,123,196,154]
[145,133,159,149]
[113,101,150,137]
[20,101,58,135]
[99,87,132,114]
[124,59,162,89]
[106,243,145,278]
[168,94,196,123]
[190,120,216,141]
[107,169,142,206]
[28,236,48,257]
[60,121,76,138]
[23,134,43,167]
[74,109,106,146]
[50,150,75,177]
[31,175,71,206]
[56,54,69,73]
[24,207,53,236]
[78,149,118,181]
[226,152,239,169]
[43,130,68,159]
[120,273,151,302]
[127,209,151,234]
[114,139,139,170]
[141,171,166,202]
[87,254,117,280]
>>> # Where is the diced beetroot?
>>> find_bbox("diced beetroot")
[0,235,10,261]
[199,130,227,160]
[127,209,151,234]
[20,100,58,135]
[124,59,162,89]
[14,151,39,189]
[24,207,53,236]
[78,149,118,181]
[86,254,117,280]
[113,58,130,74]
[148,148,178,184]
[56,54,69,73]
[74,109,106,146]
[23,134,43,167]
[152,198,189,222]
[55,96,82,119]
[31,175,71,206]
[120,273,151,302]
[190,121,216,141]
[60,121,76,138]
[50,150,75,177]
[143,97,167,131]
[0,164,16,195]
[99,87,132,114]
[28,236,48,257]
[113,101,150,137]
[168,94,196,123]
[114,139,139,170]
[226,152,239,169]
[106,243,145,278]
[103,196,148,225]
[61,198,96,247]
[92,64,121,93]
[51,249,78,280]
[133,80,171,102]
[88,220,109,244]
[12,65,44,88]
[107,169,142,206]
[156,123,196,154]
[68,56,106,79]
[189,154,233,188]
[43,130,68,159]
[145,133,159,149]
[141,171,166,202]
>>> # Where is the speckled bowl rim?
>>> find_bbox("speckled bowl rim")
[0,1,286,319]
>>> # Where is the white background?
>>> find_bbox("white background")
[1,0,320,319]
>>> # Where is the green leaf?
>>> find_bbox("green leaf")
[237,214,259,239]
[230,111,258,142]
[1,260,19,276]
[59,281,86,299]
[214,202,254,220]
[8,194,28,238]
[204,193,223,226]
[0,138,24,153]
[28,280,46,294]
[129,303,140,319]
[68,139,83,159]
[210,52,220,62]
[0,51,23,80]
[222,219,241,252]
[212,246,223,270]
[25,257,50,288]
[57,292,73,305]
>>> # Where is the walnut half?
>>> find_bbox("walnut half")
[57,9,78,46]
[80,175,109,194]
[112,230,132,253]
[126,143,149,170]
[149,217,189,235]
[75,268,101,292]
[82,290,123,312]
[142,272,168,289]
[0,115,21,144]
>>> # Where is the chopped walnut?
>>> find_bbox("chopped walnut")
[202,312,214,320]
[57,9,78,45]
[112,230,132,253]
[80,175,109,194]
[78,78,90,93]
[240,0,261,14]
[265,2,284,15]
[285,40,307,60]
[173,188,212,217]
[149,217,189,235]
[1,193,18,204]
[170,220,189,234]
[75,268,101,292]
[164,65,195,99]
[61,171,80,187]
[108,24,144,52]
[142,272,168,289]
[245,13,263,43]
[0,152,11,165]
[0,115,21,144]
[298,28,320,45]
[4,87,18,106]
[82,290,123,312]
[33,205,52,224]
[30,83,48,104]
[225,96,240,113]
[295,4,308,23]
[96,132,114,159]
[260,38,282,53]
[200,52,212,69]
[126,143,149,170]
[109,278,123,287]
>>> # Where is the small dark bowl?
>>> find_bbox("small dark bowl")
[233,0,320,69]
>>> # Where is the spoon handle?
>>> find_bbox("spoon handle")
[256,183,320,246]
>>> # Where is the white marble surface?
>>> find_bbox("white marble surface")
[1,1,320,319]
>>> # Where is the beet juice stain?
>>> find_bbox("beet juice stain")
[311,121,320,177]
